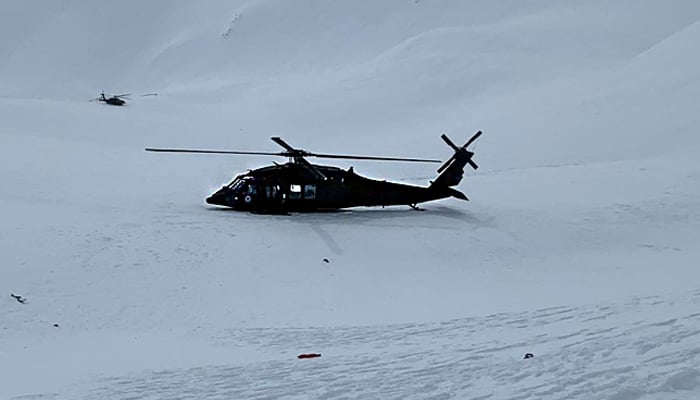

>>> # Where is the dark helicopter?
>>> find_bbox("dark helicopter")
[93,92,130,106]
[145,131,482,213]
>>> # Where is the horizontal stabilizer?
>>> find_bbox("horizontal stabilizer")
[447,187,469,201]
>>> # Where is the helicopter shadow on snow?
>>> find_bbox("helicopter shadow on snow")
[207,205,495,256]
[205,204,493,228]
[296,206,495,256]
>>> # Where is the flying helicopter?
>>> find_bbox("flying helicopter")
[93,91,130,106]
[145,131,482,213]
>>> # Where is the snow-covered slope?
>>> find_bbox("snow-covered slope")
[1,1,699,399]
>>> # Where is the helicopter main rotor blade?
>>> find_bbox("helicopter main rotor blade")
[147,138,441,163]
[115,93,131,97]
[308,153,441,163]
[271,137,296,152]
[296,157,327,180]
[145,148,284,156]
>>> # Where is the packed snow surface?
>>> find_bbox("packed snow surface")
[1,1,699,399]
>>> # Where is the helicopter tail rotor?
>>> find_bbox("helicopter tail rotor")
[430,130,482,190]
[437,130,481,174]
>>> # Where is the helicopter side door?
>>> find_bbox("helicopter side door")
[286,183,317,210]
[261,183,317,211]
[263,184,282,202]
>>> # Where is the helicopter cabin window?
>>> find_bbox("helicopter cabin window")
[289,184,302,199]
[265,185,281,199]
[304,184,316,199]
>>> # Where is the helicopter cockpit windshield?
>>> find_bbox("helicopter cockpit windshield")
[227,177,257,196]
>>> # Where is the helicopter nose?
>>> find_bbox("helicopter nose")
[205,195,219,205]
[206,188,230,207]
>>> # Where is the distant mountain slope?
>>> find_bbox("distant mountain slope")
[1,1,699,167]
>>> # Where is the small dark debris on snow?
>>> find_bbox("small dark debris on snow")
[323,258,330,263]
[524,353,534,359]
[10,293,26,304]
[53,323,59,328]
[298,353,322,359]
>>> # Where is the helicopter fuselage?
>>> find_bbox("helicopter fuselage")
[147,132,482,213]
[205,162,461,213]
[104,97,125,106]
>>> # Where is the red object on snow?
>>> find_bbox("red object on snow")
[297,353,322,359]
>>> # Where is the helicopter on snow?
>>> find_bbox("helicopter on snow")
[93,91,130,106]
[145,131,482,213]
